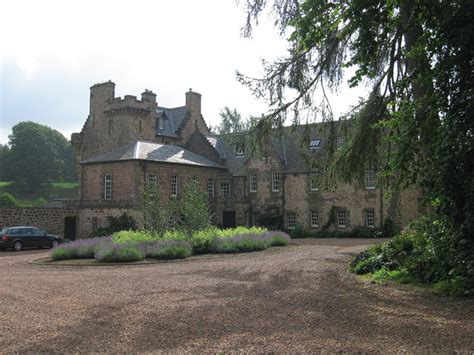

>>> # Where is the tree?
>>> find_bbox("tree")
[7,121,77,189]
[142,182,171,233]
[0,144,11,181]
[238,1,473,284]
[177,181,213,235]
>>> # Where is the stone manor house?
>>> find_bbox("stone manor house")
[0,81,423,239]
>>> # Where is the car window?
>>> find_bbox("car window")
[0,228,6,234]
[9,229,22,235]
[21,229,33,235]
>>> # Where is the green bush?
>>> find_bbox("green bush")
[148,246,192,260]
[350,215,474,296]
[0,192,18,207]
[95,245,144,263]
[112,230,158,244]
[33,197,48,207]
[50,248,77,261]
[271,236,290,246]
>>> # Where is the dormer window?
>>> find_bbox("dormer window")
[158,117,164,130]
[310,139,321,149]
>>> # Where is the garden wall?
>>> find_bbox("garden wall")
[0,207,79,238]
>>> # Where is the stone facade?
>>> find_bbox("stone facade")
[0,81,424,240]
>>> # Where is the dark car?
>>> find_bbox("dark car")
[0,226,63,251]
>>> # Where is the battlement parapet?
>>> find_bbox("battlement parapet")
[105,95,153,113]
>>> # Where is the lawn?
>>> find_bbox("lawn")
[0,181,79,206]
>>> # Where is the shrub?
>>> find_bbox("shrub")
[50,247,77,261]
[33,197,48,207]
[0,192,18,207]
[350,215,474,296]
[112,230,158,244]
[267,231,291,246]
[212,233,272,253]
[95,244,144,263]
[49,237,112,260]
[145,240,193,260]
[190,228,220,254]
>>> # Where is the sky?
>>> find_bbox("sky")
[0,0,367,145]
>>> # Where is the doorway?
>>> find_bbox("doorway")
[64,217,77,240]
[223,211,236,229]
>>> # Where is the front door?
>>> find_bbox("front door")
[64,217,77,241]
[223,211,236,229]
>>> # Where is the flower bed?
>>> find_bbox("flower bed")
[50,227,290,263]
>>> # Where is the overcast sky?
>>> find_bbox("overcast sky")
[0,0,367,145]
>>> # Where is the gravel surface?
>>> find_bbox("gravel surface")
[1,238,473,353]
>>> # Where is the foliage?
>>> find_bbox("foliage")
[51,227,285,263]
[144,240,193,260]
[50,237,113,260]
[50,247,77,261]
[288,226,385,239]
[90,213,138,237]
[95,244,144,263]
[212,234,272,253]
[177,181,214,235]
[0,144,11,181]
[142,182,171,234]
[239,0,474,292]
[6,121,77,189]
[33,197,48,207]
[350,215,474,296]
[0,192,18,207]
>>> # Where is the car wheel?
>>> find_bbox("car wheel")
[13,241,23,251]
[51,240,60,249]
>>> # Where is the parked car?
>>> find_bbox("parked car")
[0,226,63,251]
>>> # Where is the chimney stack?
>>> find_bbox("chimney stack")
[141,89,157,103]
[185,88,201,116]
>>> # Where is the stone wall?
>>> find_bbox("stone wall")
[0,207,79,238]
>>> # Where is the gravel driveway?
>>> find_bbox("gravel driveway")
[1,238,473,352]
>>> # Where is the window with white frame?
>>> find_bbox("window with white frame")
[336,136,345,150]
[287,212,296,229]
[220,182,230,197]
[108,120,113,135]
[337,209,347,228]
[311,210,320,228]
[365,209,375,227]
[310,138,321,149]
[104,174,112,201]
[272,172,281,192]
[365,165,376,189]
[310,169,319,191]
[146,172,157,186]
[207,178,214,197]
[170,175,178,197]
[249,171,257,192]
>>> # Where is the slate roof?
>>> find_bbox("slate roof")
[204,134,247,176]
[155,106,188,138]
[81,141,226,169]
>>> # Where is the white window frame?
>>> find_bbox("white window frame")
[365,166,376,189]
[104,174,112,201]
[220,182,230,197]
[146,172,157,186]
[365,209,375,227]
[207,178,214,197]
[310,210,320,228]
[249,171,257,192]
[170,175,178,197]
[310,169,319,191]
[287,212,296,229]
[337,210,347,228]
[310,138,321,149]
[272,172,281,192]
[336,136,345,150]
